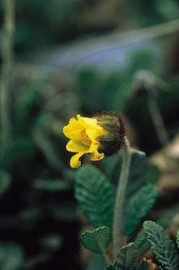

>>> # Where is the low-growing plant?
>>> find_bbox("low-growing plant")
[63,112,179,270]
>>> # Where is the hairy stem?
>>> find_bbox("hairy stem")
[0,0,15,161]
[148,95,169,147]
[112,136,131,258]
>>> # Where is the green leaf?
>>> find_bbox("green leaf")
[0,169,11,195]
[126,152,160,197]
[75,165,115,227]
[81,226,110,254]
[116,242,139,270]
[135,230,150,258]
[143,221,179,270]
[177,231,179,249]
[124,184,158,237]
[101,151,160,197]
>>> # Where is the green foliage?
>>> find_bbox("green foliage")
[126,152,160,196]
[1,1,179,269]
[77,69,122,112]
[143,221,179,270]
[176,231,179,250]
[102,151,160,197]
[116,243,139,270]
[76,155,160,269]
[14,79,42,134]
[136,261,150,270]
[0,242,24,270]
[3,137,36,169]
[75,165,115,227]
[106,263,118,270]
[124,184,158,237]
[34,179,71,192]
[157,205,179,229]
[0,169,11,195]
[134,230,150,258]
[81,226,110,254]
[108,226,179,270]
[107,242,150,270]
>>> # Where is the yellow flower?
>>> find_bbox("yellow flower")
[63,114,107,168]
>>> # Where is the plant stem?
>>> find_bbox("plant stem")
[148,95,169,147]
[0,0,15,162]
[112,136,131,258]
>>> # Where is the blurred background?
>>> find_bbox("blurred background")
[0,0,179,269]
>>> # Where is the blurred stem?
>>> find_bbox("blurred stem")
[0,0,15,162]
[112,136,131,258]
[148,95,169,147]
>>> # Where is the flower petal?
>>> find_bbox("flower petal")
[90,151,104,161]
[88,141,98,153]
[63,114,107,168]
[66,140,88,153]
[70,152,85,168]
[86,127,105,142]
[77,114,98,128]
[63,118,84,139]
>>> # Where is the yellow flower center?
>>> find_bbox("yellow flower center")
[81,130,91,146]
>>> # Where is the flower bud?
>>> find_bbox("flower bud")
[95,113,125,156]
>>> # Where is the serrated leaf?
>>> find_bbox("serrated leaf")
[101,151,160,197]
[116,242,139,270]
[143,221,179,270]
[75,165,115,227]
[124,184,158,237]
[0,169,11,195]
[135,230,150,258]
[81,226,110,254]
[177,231,179,249]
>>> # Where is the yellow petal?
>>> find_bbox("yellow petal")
[77,114,98,129]
[86,127,105,142]
[90,151,104,161]
[66,140,88,153]
[63,117,84,139]
[70,152,85,168]
[88,141,98,153]
[63,114,106,168]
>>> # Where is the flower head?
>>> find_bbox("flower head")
[63,113,125,168]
